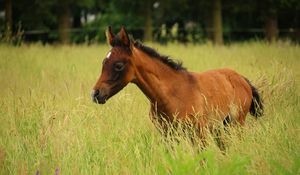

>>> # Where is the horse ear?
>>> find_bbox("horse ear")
[106,26,114,46]
[119,26,130,47]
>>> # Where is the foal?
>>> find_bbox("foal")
[92,26,263,138]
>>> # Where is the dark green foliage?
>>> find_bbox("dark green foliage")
[0,0,299,43]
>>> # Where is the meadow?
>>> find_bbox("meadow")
[0,42,299,174]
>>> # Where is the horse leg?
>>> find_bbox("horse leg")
[223,115,231,126]
[197,118,208,148]
[214,128,226,152]
[237,112,247,126]
[215,115,234,151]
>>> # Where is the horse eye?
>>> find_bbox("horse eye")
[114,62,125,72]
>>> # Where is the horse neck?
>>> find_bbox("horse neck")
[131,47,186,105]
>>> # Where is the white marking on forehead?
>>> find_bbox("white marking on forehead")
[106,51,112,59]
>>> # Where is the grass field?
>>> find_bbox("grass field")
[0,42,299,174]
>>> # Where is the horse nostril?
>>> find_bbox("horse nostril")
[91,89,100,99]
[91,88,109,104]
[94,89,100,96]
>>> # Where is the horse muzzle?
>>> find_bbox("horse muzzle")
[91,88,109,104]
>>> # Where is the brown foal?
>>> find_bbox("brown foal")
[92,26,263,138]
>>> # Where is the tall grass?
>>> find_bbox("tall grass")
[0,42,299,174]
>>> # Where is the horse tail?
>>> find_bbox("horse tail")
[244,78,264,117]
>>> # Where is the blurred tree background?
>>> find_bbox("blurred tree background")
[0,0,299,45]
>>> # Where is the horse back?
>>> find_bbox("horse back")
[191,68,252,122]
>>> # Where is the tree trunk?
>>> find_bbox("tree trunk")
[4,0,13,31]
[204,13,213,42]
[143,0,153,42]
[265,10,278,43]
[212,0,223,45]
[58,3,71,44]
[73,9,82,28]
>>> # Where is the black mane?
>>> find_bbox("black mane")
[134,41,186,71]
[111,36,186,71]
